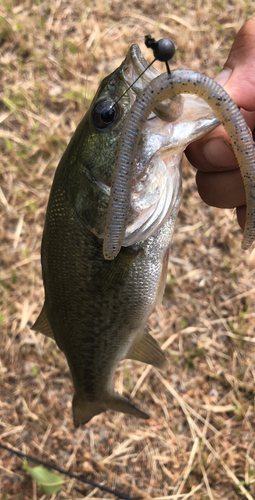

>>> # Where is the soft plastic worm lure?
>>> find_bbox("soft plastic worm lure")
[103,38,255,260]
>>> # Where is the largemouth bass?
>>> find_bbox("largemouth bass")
[33,43,225,427]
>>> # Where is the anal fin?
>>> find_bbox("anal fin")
[125,331,168,371]
[31,303,55,340]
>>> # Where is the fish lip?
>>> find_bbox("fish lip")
[122,44,160,92]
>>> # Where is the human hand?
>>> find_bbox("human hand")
[185,17,255,230]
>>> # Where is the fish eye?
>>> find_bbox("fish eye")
[92,99,120,129]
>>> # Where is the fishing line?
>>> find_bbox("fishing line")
[0,443,135,500]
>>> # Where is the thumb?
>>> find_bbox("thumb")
[216,16,255,112]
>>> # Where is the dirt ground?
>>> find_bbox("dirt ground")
[1,1,255,499]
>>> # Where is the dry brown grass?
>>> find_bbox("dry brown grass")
[1,1,255,499]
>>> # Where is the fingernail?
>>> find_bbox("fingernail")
[214,67,232,87]
[203,138,237,167]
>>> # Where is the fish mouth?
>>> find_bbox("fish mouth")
[114,45,220,246]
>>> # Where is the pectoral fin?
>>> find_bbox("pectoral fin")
[91,247,141,293]
[32,303,55,340]
[125,331,168,370]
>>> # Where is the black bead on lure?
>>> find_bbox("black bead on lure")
[145,34,175,74]
[103,35,255,260]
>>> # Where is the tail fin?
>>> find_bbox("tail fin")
[72,392,149,427]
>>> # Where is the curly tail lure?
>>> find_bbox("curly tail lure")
[103,37,255,260]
